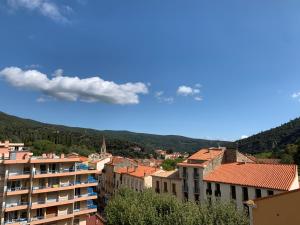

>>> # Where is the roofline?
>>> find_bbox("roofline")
[252,188,300,202]
[202,179,290,191]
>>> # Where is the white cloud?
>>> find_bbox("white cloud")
[177,85,202,101]
[292,92,300,101]
[241,135,248,139]
[177,85,200,96]
[0,67,148,105]
[194,96,203,101]
[155,91,174,104]
[7,0,71,23]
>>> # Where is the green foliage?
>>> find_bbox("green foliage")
[161,158,184,171]
[0,111,230,157]
[237,117,300,154]
[254,152,273,159]
[105,188,249,225]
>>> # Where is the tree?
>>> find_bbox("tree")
[161,158,184,171]
[105,188,249,225]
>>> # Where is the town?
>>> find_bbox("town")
[1,139,298,225]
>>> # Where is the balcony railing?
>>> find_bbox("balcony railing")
[9,171,31,176]
[6,202,28,208]
[182,173,188,178]
[5,218,27,224]
[7,186,28,192]
[33,197,73,205]
[32,183,74,190]
[194,187,200,193]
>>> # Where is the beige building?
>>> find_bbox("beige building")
[173,147,299,209]
[0,142,98,225]
[115,165,158,192]
[247,188,300,225]
[151,170,182,200]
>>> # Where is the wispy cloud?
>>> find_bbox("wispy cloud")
[7,0,72,23]
[177,85,202,101]
[0,67,148,105]
[155,91,174,104]
[292,92,300,101]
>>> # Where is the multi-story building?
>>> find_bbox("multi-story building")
[151,170,182,200]
[0,142,98,225]
[115,165,158,192]
[172,147,299,209]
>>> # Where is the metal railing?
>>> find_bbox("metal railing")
[7,186,28,191]
[6,202,28,208]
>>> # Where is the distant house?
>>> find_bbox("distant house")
[247,188,300,225]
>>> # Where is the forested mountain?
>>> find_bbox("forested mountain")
[0,111,229,157]
[237,117,300,153]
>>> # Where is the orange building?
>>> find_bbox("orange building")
[247,188,300,225]
[0,142,98,225]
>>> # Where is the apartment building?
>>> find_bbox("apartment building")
[175,147,299,209]
[151,170,182,200]
[0,143,98,225]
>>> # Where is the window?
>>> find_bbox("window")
[255,189,262,198]
[37,208,43,218]
[194,180,199,193]
[267,190,274,196]
[74,202,80,210]
[206,182,212,195]
[193,168,199,179]
[163,182,168,192]
[230,186,236,200]
[155,181,160,193]
[242,187,248,201]
[75,188,81,197]
[184,192,188,201]
[194,194,199,203]
[172,183,176,195]
[183,179,188,192]
[183,167,187,178]
[215,183,221,197]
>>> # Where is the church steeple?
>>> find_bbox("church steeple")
[100,136,106,155]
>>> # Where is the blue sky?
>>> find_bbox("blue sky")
[1,0,300,141]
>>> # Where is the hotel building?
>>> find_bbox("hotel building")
[0,142,98,225]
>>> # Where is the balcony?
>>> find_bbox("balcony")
[34,169,76,178]
[8,171,31,180]
[32,183,74,194]
[30,213,73,225]
[73,207,97,216]
[5,202,28,212]
[6,187,29,196]
[31,198,73,209]
[4,218,28,225]
[182,173,188,178]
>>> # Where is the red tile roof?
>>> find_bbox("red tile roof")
[115,165,157,178]
[204,163,297,191]
[188,148,224,161]
[178,148,224,167]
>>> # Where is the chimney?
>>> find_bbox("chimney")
[4,140,9,148]
[61,154,65,159]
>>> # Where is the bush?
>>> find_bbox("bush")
[105,188,249,225]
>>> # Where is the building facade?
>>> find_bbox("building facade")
[0,143,98,225]
[247,189,300,225]
[172,147,299,209]
[151,170,182,200]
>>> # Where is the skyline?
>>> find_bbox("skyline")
[1,0,300,140]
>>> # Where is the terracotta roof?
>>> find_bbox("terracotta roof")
[79,156,88,162]
[178,148,224,167]
[152,170,180,179]
[107,156,135,166]
[188,148,224,160]
[204,163,297,191]
[116,165,157,178]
